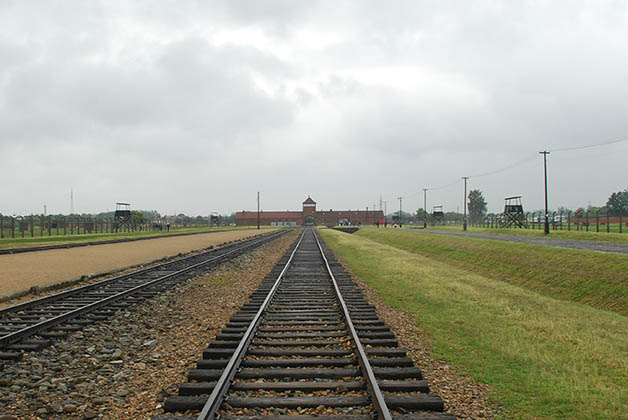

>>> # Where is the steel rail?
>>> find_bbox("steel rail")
[0,230,283,317]
[313,230,393,420]
[196,229,307,420]
[0,230,288,348]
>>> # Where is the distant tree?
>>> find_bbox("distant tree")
[223,213,236,225]
[415,208,429,221]
[131,210,145,226]
[606,189,628,216]
[445,211,464,222]
[468,189,487,223]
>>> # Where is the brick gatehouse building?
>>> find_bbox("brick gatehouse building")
[236,196,384,227]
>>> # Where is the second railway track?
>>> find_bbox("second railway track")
[0,229,289,360]
[157,228,455,420]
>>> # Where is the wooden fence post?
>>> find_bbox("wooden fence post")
[596,210,599,232]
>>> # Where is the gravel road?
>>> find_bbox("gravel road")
[402,228,628,254]
[0,229,276,298]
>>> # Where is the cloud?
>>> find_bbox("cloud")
[1,1,628,216]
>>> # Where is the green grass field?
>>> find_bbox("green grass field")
[319,228,628,420]
[422,225,628,244]
[356,229,628,316]
[0,226,273,251]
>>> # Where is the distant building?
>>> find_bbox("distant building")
[236,196,384,227]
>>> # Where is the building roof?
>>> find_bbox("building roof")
[303,196,316,205]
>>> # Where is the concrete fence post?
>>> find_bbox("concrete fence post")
[607,212,610,233]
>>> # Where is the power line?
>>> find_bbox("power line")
[548,137,628,152]
[399,136,626,209]
[469,154,537,179]
[426,179,459,191]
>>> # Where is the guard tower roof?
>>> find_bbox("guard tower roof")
[303,196,316,205]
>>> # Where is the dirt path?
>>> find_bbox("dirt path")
[402,228,628,254]
[0,229,276,298]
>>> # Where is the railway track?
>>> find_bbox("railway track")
[0,229,289,360]
[156,227,455,420]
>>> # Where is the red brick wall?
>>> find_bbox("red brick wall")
[235,208,384,226]
[315,210,384,226]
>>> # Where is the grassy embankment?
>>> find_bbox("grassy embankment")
[422,225,628,244]
[319,228,628,420]
[363,229,628,315]
[0,226,274,251]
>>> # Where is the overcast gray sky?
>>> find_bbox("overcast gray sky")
[1,1,627,216]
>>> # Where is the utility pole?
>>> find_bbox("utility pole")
[366,206,368,225]
[398,197,403,228]
[44,205,47,217]
[70,188,74,214]
[257,191,260,230]
[462,177,469,231]
[383,200,388,227]
[423,188,428,229]
[540,151,550,235]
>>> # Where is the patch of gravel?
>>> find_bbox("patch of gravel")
[0,231,298,420]
[333,256,504,420]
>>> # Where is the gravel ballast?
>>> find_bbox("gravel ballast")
[0,231,298,419]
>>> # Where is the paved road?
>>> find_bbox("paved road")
[401,228,628,255]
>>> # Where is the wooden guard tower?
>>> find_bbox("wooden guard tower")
[113,202,132,231]
[432,205,444,225]
[501,196,528,228]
